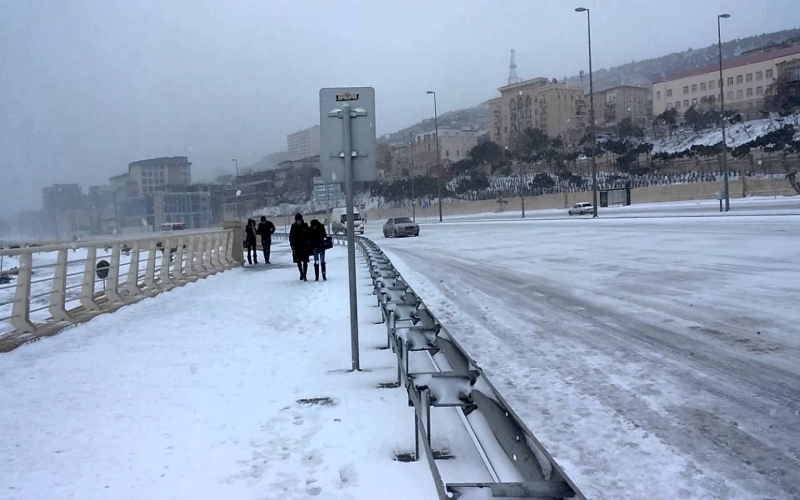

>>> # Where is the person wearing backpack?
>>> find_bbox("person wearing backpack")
[308,218,329,281]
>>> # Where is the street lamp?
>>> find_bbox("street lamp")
[576,6,598,218]
[427,90,444,222]
[231,158,239,186]
[718,13,731,212]
[232,158,241,218]
[409,131,416,222]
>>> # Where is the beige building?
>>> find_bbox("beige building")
[287,125,321,161]
[591,85,648,128]
[127,156,191,197]
[652,44,800,119]
[412,128,479,174]
[489,77,586,147]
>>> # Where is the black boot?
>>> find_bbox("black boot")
[297,263,304,280]
[302,262,308,281]
[321,263,327,281]
[314,264,320,281]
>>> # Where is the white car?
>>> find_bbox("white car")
[569,202,594,216]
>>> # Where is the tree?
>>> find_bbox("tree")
[765,72,800,117]
[530,172,555,191]
[618,117,644,139]
[467,141,504,165]
[656,108,679,136]
[510,128,550,158]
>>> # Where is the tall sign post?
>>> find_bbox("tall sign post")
[319,87,377,371]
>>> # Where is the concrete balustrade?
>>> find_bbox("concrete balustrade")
[0,228,238,352]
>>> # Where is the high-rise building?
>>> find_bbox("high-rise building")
[287,125,321,161]
[591,85,649,129]
[127,156,192,197]
[41,184,82,214]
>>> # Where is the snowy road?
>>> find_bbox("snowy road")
[369,215,800,500]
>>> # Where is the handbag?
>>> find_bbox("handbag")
[323,236,333,250]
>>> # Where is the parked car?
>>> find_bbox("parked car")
[568,202,594,216]
[383,217,420,238]
[331,207,365,235]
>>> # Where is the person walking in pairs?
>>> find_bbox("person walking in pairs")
[244,218,258,265]
[256,216,276,264]
[289,213,310,281]
[308,218,328,281]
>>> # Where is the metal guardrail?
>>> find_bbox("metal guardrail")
[357,236,586,500]
[0,229,238,351]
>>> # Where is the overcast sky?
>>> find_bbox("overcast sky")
[2,0,799,214]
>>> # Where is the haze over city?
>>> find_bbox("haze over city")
[2,0,799,215]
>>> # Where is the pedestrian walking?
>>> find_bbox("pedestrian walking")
[308,218,329,281]
[244,218,258,265]
[256,216,276,264]
[289,213,310,281]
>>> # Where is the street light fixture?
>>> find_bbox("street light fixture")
[427,90,444,222]
[718,13,731,212]
[232,158,241,218]
[409,131,416,222]
[576,6,598,218]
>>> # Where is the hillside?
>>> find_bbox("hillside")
[381,27,800,142]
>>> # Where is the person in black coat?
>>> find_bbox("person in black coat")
[308,218,328,281]
[244,218,258,265]
[256,216,276,264]
[289,213,310,281]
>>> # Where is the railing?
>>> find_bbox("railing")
[358,236,586,500]
[0,228,237,351]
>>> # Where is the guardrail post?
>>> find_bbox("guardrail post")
[10,252,35,333]
[220,232,230,267]
[105,244,123,303]
[225,231,235,265]
[415,389,431,462]
[194,235,207,276]
[183,236,196,278]
[48,248,71,321]
[144,240,158,291]
[126,241,142,296]
[214,233,224,268]
[203,234,215,272]
[173,236,185,281]
[79,246,100,311]
[159,237,173,288]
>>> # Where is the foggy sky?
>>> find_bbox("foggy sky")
[2,0,799,215]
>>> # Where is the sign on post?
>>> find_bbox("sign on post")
[319,87,377,372]
[319,87,377,183]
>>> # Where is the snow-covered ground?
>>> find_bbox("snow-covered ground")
[0,242,494,499]
[370,215,800,500]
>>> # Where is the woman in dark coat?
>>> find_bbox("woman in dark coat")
[244,218,258,265]
[308,219,328,281]
[289,213,310,281]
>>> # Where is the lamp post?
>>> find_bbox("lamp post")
[409,132,416,222]
[576,7,598,218]
[232,158,241,218]
[427,90,443,222]
[717,13,731,212]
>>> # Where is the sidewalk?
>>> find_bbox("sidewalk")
[0,241,455,499]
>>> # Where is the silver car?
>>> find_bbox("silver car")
[383,217,419,238]
[568,202,594,216]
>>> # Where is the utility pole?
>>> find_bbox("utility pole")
[427,91,443,222]
[232,159,241,218]
[576,7,598,218]
[409,131,416,222]
[718,13,732,212]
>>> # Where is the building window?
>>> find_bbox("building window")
[727,77,734,86]
[656,90,661,100]
[709,80,715,90]
[675,101,681,109]
[683,86,689,94]
[692,98,697,105]
[736,75,743,84]
[748,102,754,110]
[700,82,706,91]
[667,102,673,109]
[736,89,743,99]
[727,91,734,100]
[709,95,716,103]
[766,69,773,78]
[746,88,753,97]
[746,73,753,82]
[456,150,460,157]
[756,86,763,95]
[683,99,689,107]
[691,84,697,93]
[756,71,763,80]
[445,150,450,158]
[666,89,673,97]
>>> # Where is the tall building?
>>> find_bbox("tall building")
[412,128,479,174]
[591,85,649,129]
[287,125,321,161]
[42,184,82,214]
[652,42,800,119]
[127,156,192,197]
[489,77,586,147]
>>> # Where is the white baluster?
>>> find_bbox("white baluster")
[159,237,173,288]
[126,241,142,296]
[80,246,100,311]
[105,244,123,303]
[10,252,35,333]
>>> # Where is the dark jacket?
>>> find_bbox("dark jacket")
[289,221,311,255]
[309,222,327,251]
[257,220,276,240]
[245,220,257,244]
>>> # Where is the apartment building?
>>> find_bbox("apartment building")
[489,77,586,147]
[591,85,649,128]
[127,156,192,197]
[41,184,82,214]
[287,125,321,161]
[412,128,479,174]
[652,43,800,119]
